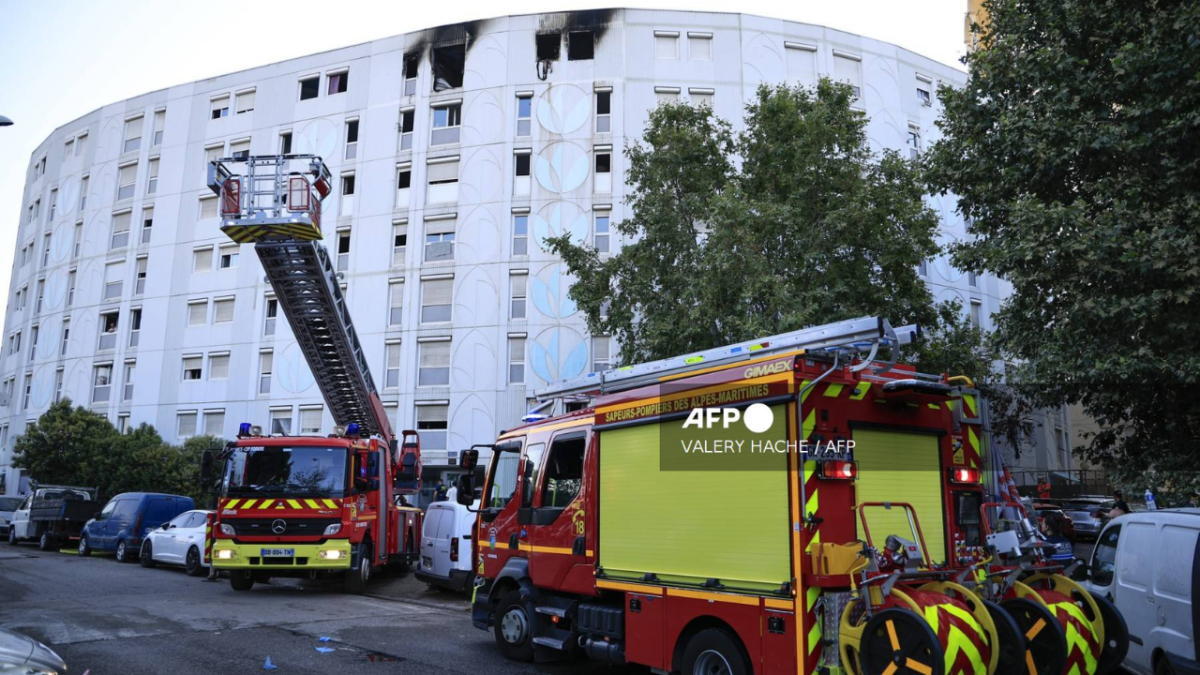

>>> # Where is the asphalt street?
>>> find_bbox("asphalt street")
[0,546,621,675]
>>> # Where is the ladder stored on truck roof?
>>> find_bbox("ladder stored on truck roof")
[207,155,421,490]
[534,316,919,408]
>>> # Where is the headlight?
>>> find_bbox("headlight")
[215,549,236,560]
[317,549,346,560]
[219,523,235,536]
[323,523,342,536]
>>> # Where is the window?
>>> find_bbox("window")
[392,223,408,266]
[229,139,250,161]
[92,364,112,403]
[968,271,978,288]
[35,278,44,312]
[510,272,527,319]
[594,148,612,193]
[907,128,921,159]
[513,214,528,255]
[432,44,465,91]
[205,144,223,170]
[128,308,141,347]
[688,32,713,60]
[327,69,348,95]
[593,336,612,372]
[415,404,448,449]
[594,212,611,253]
[28,325,38,359]
[66,270,76,306]
[403,53,419,96]
[213,297,235,323]
[655,31,679,59]
[138,207,153,244]
[341,119,359,161]
[235,89,255,114]
[424,220,455,263]
[388,280,404,326]
[279,131,293,154]
[187,300,208,326]
[9,332,19,356]
[182,356,203,381]
[54,368,64,403]
[396,163,412,207]
[177,411,198,439]
[420,277,453,323]
[270,408,293,435]
[1091,525,1121,586]
[209,352,230,379]
[294,407,322,434]
[385,341,401,388]
[199,196,218,219]
[919,259,929,276]
[104,262,124,300]
[76,133,87,157]
[516,95,532,137]
[515,151,531,177]
[834,52,863,99]
[210,95,230,119]
[64,138,74,158]
[689,88,714,108]
[117,163,137,200]
[595,90,611,133]
[264,297,277,335]
[299,75,319,101]
[399,109,414,151]
[541,435,585,508]
[258,350,273,394]
[655,87,680,105]
[969,300,982,328]
[431,104,462,145]
[537,33,561,61]
[152,109,165,146]
[123,116,143,154]
[341,173,355,196]
[219,244,239,269]
[134,257,147,295]
[193,246,213,272]
[79,177,88,211]
[111,211,131,249]
[335,230,351,271]
[568,31,595,60]
[426,157,459,203]
[204,410,225,436]
[49,189,57,221]
[146,158,158,195]
[509,337,525,384]
[123,361,135,401]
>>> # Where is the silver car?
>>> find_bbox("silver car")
[0,496,23,537]
[1061,500,1108,539]
[0,627,67,675]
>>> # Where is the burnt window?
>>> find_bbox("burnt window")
[536,33,561,61]
[568,31,595,60]
[432,44,465,91]
[403,53,419,96]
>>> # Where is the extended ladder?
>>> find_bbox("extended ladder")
[534,316,918,404]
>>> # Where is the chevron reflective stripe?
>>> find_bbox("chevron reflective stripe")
[800,380,814,403]
[286,499,303,509]
[850,383,872,400]
[305,499,322,509]
[962,394,977,417]
[240,499,257,509]
[324,499,339,509]
[225,499,240,510]
[257,500,274,509]
[1044,593,1100,675]
[823,383,844,397]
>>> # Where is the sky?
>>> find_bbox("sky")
[0,0,969,303]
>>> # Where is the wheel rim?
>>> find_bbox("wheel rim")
[861,608,944,675]
[41,534,48,547]
[1002,599,1066,675]
[694,650,734,675]
[500,607,528,644]
[142,542,151,560]
[187,549,199,571]
[78,537,86,553]
[360,557,370,583]
[117,542,125,560]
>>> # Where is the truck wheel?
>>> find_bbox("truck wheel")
[493,588,535,662]
[7,528,16,545]
[115,539,130,563]
[185,547,203,577]
[39,531,55,551]
[344,544,371,594]
[140,541,157,568]
[78,534,92,557]
[230,570,255,591]
[681,628,750,675]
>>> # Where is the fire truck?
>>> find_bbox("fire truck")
[200,155,422,593]
[457,317,1129,675]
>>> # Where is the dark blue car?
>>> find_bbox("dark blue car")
[78,493,194,563]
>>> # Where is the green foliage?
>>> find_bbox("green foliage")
[550,80,987,383]
[927,0,1200,475]
[12,399,219,501]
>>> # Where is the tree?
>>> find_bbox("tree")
[926,0,1200,479]
[551,81,975,372]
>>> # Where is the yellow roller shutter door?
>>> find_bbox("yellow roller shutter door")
[852,429,946,564]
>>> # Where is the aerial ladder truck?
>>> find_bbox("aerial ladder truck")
[200,154,422,593]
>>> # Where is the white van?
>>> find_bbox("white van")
[1083,508,1199,675]
[416,498,477,592]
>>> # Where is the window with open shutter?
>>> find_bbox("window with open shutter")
[416,404,448,449]
[418,341,451,386]
[104,262,125,300]
[182,356,202,380]
[427,159,459,184]
[146,159,159,195]
[259,350,273,394]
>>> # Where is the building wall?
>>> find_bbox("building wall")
[1,9,1013,498]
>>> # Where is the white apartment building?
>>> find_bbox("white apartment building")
[3,9,1050,501]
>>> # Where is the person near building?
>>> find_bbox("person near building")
[1037,476,1052,500]
[434,480,448,502]
[1109,489,1130,518]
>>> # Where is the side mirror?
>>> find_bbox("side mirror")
[456,475,476,508]
[200,449,214,484]
[1069,557,1090,581]
[459,449,479,471]
[161,523,169,530]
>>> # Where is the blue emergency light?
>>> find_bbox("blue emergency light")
[239,422,252,436]
[346,423,360,436]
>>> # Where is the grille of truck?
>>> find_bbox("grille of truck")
[228,518,339,537]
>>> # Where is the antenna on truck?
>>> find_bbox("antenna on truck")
[534,316,918,412]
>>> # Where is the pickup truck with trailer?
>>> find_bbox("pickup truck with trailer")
[6,485,99,550]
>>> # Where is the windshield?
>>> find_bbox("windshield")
[222,445,348,497]
[0,497,22,510]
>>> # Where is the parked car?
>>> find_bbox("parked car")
[1082,508,1199,675]
[79,493,195,563]
[1032,502,1077,541]
[0,627,66,675]
[7,485,98,550]
[140,509,213,576]
[1060,500,1106,539]
[416,498,477,592]
[0,496,23,537]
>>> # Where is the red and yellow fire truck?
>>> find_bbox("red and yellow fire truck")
[201,155,423,593]
[459,317,1128,675]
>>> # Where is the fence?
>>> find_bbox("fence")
[1010,469,1111,499]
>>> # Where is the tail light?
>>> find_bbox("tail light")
[949,466,981,484]
[819,460,857,480]
[449,537,459,562]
